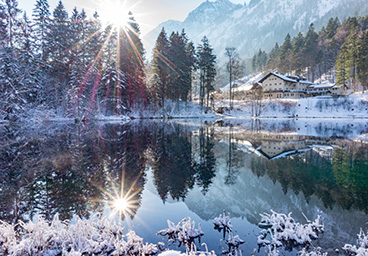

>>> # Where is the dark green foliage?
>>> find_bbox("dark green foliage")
[198,37,216,109]
[252,49,268,73]
[151,28,197,110]
[254,15,368,92]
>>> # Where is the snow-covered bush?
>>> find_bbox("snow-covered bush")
[0,214,160,255]
[343,229,368,256]
[213,210,233,233]
[157,218,204,248]
[299,247,327,256]
[257,210,324,252]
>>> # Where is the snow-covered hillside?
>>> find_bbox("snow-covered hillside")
[144,0,368,61]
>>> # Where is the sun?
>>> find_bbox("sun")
[99,0,130,28]
[113,197,129,212]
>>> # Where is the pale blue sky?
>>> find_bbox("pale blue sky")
[18,0,246,35]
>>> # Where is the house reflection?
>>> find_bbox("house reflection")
[258,133,310,160]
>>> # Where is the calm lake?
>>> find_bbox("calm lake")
[1,119,368,255]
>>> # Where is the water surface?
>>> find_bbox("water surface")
[1,119,368,254]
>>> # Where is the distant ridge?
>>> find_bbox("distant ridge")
[144,0,368,62]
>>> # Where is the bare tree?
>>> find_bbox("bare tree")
[225,47,244,110]
[250,85,263,117]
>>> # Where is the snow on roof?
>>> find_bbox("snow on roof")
[259,72,313,84]
[308,83,334,89]
[221,72,264,92]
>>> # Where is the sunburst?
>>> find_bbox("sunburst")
[99,0,130,28]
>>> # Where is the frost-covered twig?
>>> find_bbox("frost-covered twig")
[343,229,368,256]
[258,210,324,253]
[213,210,233,233]
[299,247,328,256]
[157,218,204,248]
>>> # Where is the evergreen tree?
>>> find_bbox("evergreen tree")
[197,36,216,110]
[336,44,349,88]
[291,32,305,74]
[3,0,21,48]
[120,12,146,109]
[151,28,170,107]
[279,33,292,73]
[46,0,70,109]
[0,2,7,47]
[266,42,280,70]
[167,31,190,104]
[303,23,319,81]
[32,0,50,59]
[357,31,368,92]
[345,30,359,91]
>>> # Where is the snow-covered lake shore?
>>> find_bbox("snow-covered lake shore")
[216,93,368,119]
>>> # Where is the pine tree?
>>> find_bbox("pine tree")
[168,31,188,104]
[325,17,340,40]
[357,31,368,92]
[3,0,21,48]
[121,12,146,109]
[279,33,292,73]
[46,0,70,109]
[291,32,304,74]
[197,36,216,110]
[303,23,319,81]
[0,2,7,47]
[336,44,348,88]
[345,30,359,91]
[266,42,280,70]
[185,40,197,102]
[32,0,50,60]
[152,28,170,108]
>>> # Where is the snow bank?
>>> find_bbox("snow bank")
[216,93,368,119]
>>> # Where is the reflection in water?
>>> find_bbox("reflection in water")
[1,120,368,252]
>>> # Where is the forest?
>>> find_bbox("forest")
[252,16,368,92]
[0,0,217,122]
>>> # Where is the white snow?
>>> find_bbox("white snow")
[258,210,324,251]
[216,93,368,119]
[343,229,368,256]
[213,210,233,232]
[0,214,159,256]
[157,218,204,247]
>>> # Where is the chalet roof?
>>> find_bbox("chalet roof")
[308,83,334,89]
[258,147,311,160]
[259,72,313,84]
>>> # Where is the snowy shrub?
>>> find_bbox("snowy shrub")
[299,247,327,256]
[213,210,233,233]
[157,218,204,248]
[343,229,368,256]
[0,214,160,256]
[257,210,324,252]
[0,221,17,255]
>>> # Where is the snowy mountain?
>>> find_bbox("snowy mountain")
[144,0,368,61]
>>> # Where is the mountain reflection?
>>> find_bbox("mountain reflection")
[1,121,368,223]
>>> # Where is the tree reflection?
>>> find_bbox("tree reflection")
[0,121,219,221]
[194,126,216,194]
[151,125,196,201]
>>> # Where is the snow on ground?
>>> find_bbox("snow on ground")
[128,101,219,120]
[216,93,368,119]
[220,73,264,93]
